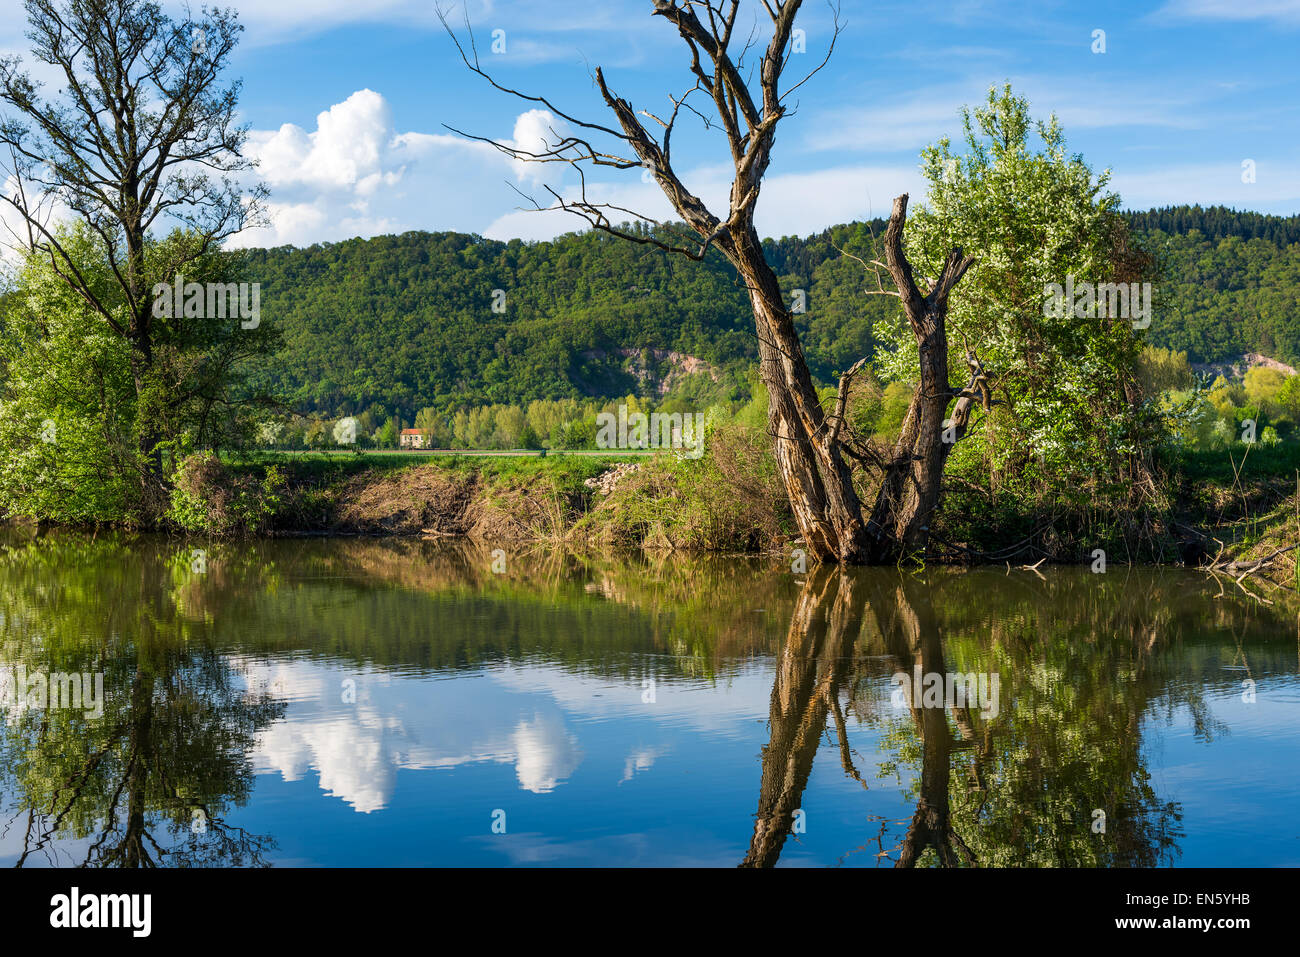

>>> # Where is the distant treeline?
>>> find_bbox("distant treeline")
[1127,204,1300,246]
[238,205,1300,424]
[267,394,722,452]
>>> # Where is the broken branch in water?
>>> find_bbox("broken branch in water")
[1208,541,1300,578]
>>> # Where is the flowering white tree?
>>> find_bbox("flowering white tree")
[873,85,1156,494]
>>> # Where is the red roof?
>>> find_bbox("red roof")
[400,429,423,434]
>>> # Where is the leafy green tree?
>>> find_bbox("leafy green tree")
[1137,346,1195,397]
[0,0,266,495]
[874,85,1157,492]
[554,419,597,450]
[0,228,138,522]
[519,424,542,450]
[1244,366,1288,412]
[1275,374,1300,430]
[0,224,278,523]
[304,419,327,448]
[414,406,449,447]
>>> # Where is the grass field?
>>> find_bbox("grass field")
[225,448,652,486]
[1160,443,1300,484]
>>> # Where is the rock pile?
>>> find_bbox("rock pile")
[584,462,641,495]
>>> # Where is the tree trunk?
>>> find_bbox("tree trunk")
[860,195,982,563]
[732,199,981,566]
[862,292,962,562]
[732,228,872,564]
[558,15,971,565]
[126,221,167,513]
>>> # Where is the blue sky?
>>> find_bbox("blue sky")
[3,0,1298,247]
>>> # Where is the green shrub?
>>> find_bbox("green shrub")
[168,452,284,536]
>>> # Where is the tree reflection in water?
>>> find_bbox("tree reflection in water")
[742,567,1186,868]
[0,534,283,867]
[0,534,1246,867]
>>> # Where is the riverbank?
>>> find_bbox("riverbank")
[8,427,1296,588]
[202,431,1300,585]
[239,426,791,551]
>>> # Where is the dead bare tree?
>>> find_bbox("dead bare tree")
[440,0,988,564]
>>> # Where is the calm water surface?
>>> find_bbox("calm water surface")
[1,532,1296,867]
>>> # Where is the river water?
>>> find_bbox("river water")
[1,532,1296,867]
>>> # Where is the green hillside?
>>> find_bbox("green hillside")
[242,204,1300,421]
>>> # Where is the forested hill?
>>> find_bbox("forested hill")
[1132,207,1300,364]
[243,205,1300,418]
[242,227,754,415]
[1127,205,1300,245]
